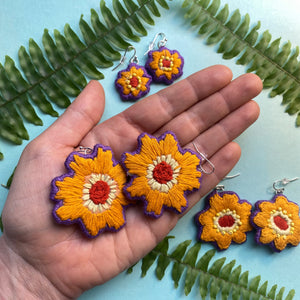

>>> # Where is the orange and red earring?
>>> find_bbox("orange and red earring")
[145,33,184,85]
[251,177,300,252]
[195,175,253,250]
[114,46,152,101]
[50,145,131,238]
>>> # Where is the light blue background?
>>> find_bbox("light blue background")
[1,0,300,299]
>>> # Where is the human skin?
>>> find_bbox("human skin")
[0,65,262,299]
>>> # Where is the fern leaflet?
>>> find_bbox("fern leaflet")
[129,237,296,299]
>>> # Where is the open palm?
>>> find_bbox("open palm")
[0,65,262,299]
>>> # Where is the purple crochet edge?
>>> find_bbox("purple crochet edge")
[195,190,252,251]
[115,62,152,102]
[145,46,184,85]
[250,193,299,252]
[50,144,128,239]
[121,131,202,218]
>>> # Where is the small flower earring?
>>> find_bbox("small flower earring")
[195,174,253,250]
[251,177,300,252]
[50,145,131,238]
[114,45,152,101]
[145,33,184,85]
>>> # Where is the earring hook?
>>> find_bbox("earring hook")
[215,173,241,191]
[192,142,215,175]
[78,146,93,155]
[112,45,139,71]
[144,32,168,55]
[273,177,299,194]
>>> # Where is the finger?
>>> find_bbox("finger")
[118,65,233,133]
[187,100,260,158]
[157,73,262,144]
[37,80,105,148]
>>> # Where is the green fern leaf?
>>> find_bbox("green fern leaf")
[285,289,296,300]
[258,280,269,297]
[170,240,191,288]
[268,284,278,299]
[184,267,198,295]
[219,260,236,300]
[183,0,300,126]
[130,237,296,299]
[141,251,158,277]
[276,287,286,300]
[0,0,168,159]
[199,272,211,300]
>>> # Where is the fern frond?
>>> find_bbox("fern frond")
[183,0,300,127]
[130,237,296,299]
[0,0,169,159]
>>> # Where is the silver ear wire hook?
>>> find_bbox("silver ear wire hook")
[273,177,299,194]
[144,32,168,55]
[215,173,241,191]
[78,146,93,155]
[112,45,139,71]
[192,142,215,175]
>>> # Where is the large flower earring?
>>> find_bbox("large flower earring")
[114,45,152,101]
[50,145,131,238]
[251,177,300,252]
[121,131,203,218]
[145,33,184,85]
[195,174,253,250]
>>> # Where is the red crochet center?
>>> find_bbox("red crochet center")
[162,59,171,68]
[273,215,289,231]
[153,161,173,184]
[130,76,139,88]
[218,215,235,228]
[89,180,110,204]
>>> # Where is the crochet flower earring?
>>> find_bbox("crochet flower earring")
[121,131,203,218]
[195,175,253,250]
[114,45,152,101]
[145,33,184,85]
[50,145,131,238]
[251,177,300,252]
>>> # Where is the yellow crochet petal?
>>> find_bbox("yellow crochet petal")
[253,211,271,228]
[258,200,275,212]
[81,212,102,236]
[274,236,288,251]
[135,67,145,77]
[166,188,187,212]
[126,176,150,197]
[56,204,86,221]
[117,76,127,86]
[146,190,164,215]
[259,227,276,244]
[131,89,140,97]
[216,234,233,250]
[232,230,247,244]
[201,225,216,242]
[139,134,162,160]
[198,210,215,226]
[92,148,113,174]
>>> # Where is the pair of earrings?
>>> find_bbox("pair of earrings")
[51,131,204,238]
[114,33,184,101]
[195,176,300,252]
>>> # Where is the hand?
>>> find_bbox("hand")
[0,65,262,299]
